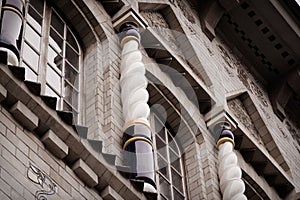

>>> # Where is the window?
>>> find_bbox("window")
[152,114,187,200]
[21,0,81,121]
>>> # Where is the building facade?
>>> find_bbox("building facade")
[0,0,299,199]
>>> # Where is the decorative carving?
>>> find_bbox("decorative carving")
[218,44,238,77]
[169,0,195,23]
[218,45,235,69]
[285,121,297,139]
[217,40,269,107]
[141,10,181,53]
[277,124,287,138]
[176,0,195,23]
[237,68,251,91]
[236,67,269,107]
[27,163,57,200]
[228,98,263,144]
[259,104,270,119]
[250,81,268,107]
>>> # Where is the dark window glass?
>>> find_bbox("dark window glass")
[66,44,79,69]
[51,11,64,36]
[67,28,78,52]
[65,62,79,88]
[29,0,44,15]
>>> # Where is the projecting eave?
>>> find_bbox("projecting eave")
[215,0,300,125]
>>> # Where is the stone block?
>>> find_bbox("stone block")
[0,84,7,102]
[10,101,38,131]
[72,159,98,187]
[42,130,68,159]
[101,185,124,200]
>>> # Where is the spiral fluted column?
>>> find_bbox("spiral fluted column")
[119,22,156,194]
[0,0,26,65]
[214,122,247,200]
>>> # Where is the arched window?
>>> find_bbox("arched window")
[151,114,187,200]
[21,0,81,122]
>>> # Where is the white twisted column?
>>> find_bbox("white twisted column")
[120,28,149,127]
[215,122,247,200]
[119,22,156,194]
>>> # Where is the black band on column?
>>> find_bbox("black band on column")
[118,22,140,43]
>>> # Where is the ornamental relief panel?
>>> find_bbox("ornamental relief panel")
[217,41,269,108]
[228,98,263,144]
[140,10,181,53]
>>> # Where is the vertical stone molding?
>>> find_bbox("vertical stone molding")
[214,121,247,200]
[0,0,26,65]
[118,20,156,194]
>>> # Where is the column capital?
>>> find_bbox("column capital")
[206,109,238,130]
[113,8,147,32]
[118,22,140,47]
[214,121,235,148]
[112,9,147,47]
[206,110,237,148]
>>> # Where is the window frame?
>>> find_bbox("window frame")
[150,113,187,200]
[20,0,82,123]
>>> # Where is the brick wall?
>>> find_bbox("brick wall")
[0,105,102,200]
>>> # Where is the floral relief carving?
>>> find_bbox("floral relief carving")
[141,10,181,53]
[228,98,263,144]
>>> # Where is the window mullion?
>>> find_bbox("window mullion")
[61,23,67,110]
[38,2,50,92]
[19,2,29,65]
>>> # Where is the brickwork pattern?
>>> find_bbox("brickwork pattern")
[0,105,101,200]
